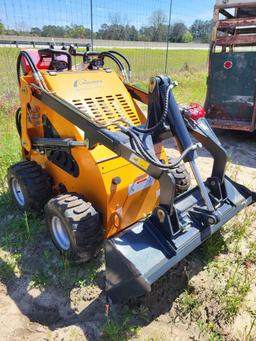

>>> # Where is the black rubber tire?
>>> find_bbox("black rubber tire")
[168,158,191,195]
[15,107,22,137]
[7,160,52,211]
[45,193,104,263]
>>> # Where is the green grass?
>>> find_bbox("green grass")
[0,48,19,102]
[102,306,141,341]
[106,48,208,80]
[221,263,251,319]
[197,320,222,341]
[98,48,208,104]
[247,241,256,264]
[176,288,201,318]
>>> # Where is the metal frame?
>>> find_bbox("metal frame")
[0,37,90,49]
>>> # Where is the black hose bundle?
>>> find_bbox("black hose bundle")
[99,51,129,82]
[122,126,199,170]
[131,84,173,134]
[108,50,131,77]
[17,50,38,86]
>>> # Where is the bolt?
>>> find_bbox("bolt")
[84,138,89,148]
[157,209,166,224]
[112,177,121,185]
[208,216,216,225]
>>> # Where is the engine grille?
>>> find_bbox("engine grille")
[72,93,141,131]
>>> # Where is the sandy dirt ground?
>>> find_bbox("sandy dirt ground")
[0,129,255,341]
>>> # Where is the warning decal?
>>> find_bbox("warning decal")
[128,176,154,196]
[129,153,150,171]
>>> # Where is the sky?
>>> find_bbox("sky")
[0,0,216,31]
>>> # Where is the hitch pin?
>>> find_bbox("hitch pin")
[189,159,215,212]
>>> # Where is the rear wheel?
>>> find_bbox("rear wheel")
[168,158,191,195]
[8,160,52,211]
[45,193,104,263]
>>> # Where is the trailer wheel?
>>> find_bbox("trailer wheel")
[168,158,191,195]
[8,160,52,211]
[45,193,104,263]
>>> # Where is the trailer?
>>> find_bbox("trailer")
[205,0,256,132]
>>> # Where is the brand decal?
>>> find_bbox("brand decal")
[73,79,103,91]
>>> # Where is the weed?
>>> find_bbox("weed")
[197,320,222,341]
[102,306,140,341]
[208,335,222,341]
[102,320,121,340]
[29,270,51,290]
[0,252,22,279]
[221,264,251,320]
[0,212,44,251]
[243,309,256,341]
[43,249,53,263]
[225,210,255,251]
[201,231,227,264]
[176,289,200,320]
[247,241,256,263]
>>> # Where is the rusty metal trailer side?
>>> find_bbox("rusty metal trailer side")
[205,1,256,132]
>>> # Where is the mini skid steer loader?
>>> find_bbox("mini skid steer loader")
[8,47,255,303]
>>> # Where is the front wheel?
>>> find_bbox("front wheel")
[45,193,104,263]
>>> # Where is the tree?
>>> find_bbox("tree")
[4,28,19,35]
[0,21,4,35]
[125,25,138,41]
[96,20,139,41]
[182,31,193,43]
[65,25,90,38]
[149,9,168,41]
[41,25,66,37]
[170,22,188,42]
[139,26,154,41]
[31,27,42,36]
[190,20,213,43]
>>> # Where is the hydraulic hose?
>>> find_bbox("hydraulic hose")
[99,51,129,82]
[17,51,36,86]
[123,126,201,170]
[108,50,132,80]
[131,83,173,133]
[83,50,129,82]
[17,51,47,90]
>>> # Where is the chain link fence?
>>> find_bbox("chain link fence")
[0,0,209,104]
